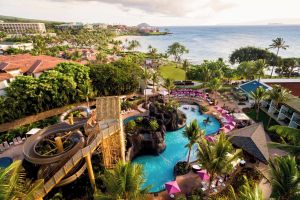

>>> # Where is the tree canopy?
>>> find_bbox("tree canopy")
[0,62,92,123]
[166,42,189,62]
[229,46,278,65]
[89,57,143,96]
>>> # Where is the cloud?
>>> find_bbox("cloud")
[48,0,236,16]
[50,0,189,16]
[209,0,236,12]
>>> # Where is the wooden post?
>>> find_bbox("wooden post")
[54,136,64,153]
[69,113,74,125]
[85,154,96,190]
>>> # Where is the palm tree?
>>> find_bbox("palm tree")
[94,162,150,200]
[249,86,267,120]
[0,160,44,200]
[197,133,241,192]
[254,59,267,82]
[163,78,175,101]
[208,78,221,99]
[227,176,263,200]
[182,59,189,81]
[269,156,300,200]
[142,69,152,105]
[127,40,141,52]
[268,125,300,159]
[148,45,158,58]
[267,85,291,127]
[269,38,289,77]
[151,71,159,92]
[183,119,203,167]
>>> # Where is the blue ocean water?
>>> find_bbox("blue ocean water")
[132,105,220,193]
[120,26,300,64]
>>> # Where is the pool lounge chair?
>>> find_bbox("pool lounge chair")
[13,138,19,145]
[0,143,4,152]
[3,141,10,149]
[17,136,23,143]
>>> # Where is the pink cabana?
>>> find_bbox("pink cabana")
[197,170,210,181]
[205,136,216,143]
[165,181,181,194]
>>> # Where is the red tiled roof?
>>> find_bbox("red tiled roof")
[267,82,300,97]
[0,54,74,74]
[0,72,13,82]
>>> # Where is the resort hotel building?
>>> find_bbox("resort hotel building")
[239,79,300,129]
[0,22,46,34]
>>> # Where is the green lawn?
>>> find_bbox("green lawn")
[159,64,185,80]
[244,108,278,129]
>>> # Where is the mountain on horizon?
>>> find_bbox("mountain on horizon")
[137,23,151,28]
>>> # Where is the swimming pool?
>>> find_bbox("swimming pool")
[0,157,13,168]
[123,116,138,124]
[132,104,220,192]
[240,80,269,94]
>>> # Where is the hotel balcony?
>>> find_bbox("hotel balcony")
[289,113,300,129]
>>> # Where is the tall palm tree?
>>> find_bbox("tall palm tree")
[267,85,291,127]
[182,59,189,81]
[269,38,289,77]
[268,125,300,159]
[250,86,267,120]
[254,59,267,82]
[269,156,300,200]
[197,133,241,192]
[151,71,159,92]
[94,162,150,200]
[142,69,152,105]
[227,176,263,200]
[183,119,203,167]
[0,160,44,200]
[163,78,175,101]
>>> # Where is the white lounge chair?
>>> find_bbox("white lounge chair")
[3,141,10,149]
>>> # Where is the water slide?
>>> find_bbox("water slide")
[23,107,92,186]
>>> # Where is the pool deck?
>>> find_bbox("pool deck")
[152,171,202,200]
[0,142,24,161]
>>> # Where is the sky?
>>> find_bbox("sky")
[1,0,300,26]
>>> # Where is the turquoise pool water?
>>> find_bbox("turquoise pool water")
[0,157,13,168]
[240,81,269,94]
[123,116,138,124]
[132,105,221,193]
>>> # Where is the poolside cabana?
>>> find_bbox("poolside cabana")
[229,123,269,164]
[25,128,41,137]
[232,113,250,122]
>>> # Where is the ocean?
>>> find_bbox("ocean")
[119,26,300,64]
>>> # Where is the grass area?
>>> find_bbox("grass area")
[159,63,185,80]
[243,108,278,129]
[146,32,169,36]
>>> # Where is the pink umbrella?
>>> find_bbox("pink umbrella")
[220,127,230,133]
[225,124,234,130]
[205,136,216,143]
[197,170,210,181]
[221,110,229,114]
[165,181,181,194]
[228,121,236,126]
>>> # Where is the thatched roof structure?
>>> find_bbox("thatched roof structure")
[229,123,270,164]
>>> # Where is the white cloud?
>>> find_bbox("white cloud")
[0,0,300,25]
[49,0,236,16]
